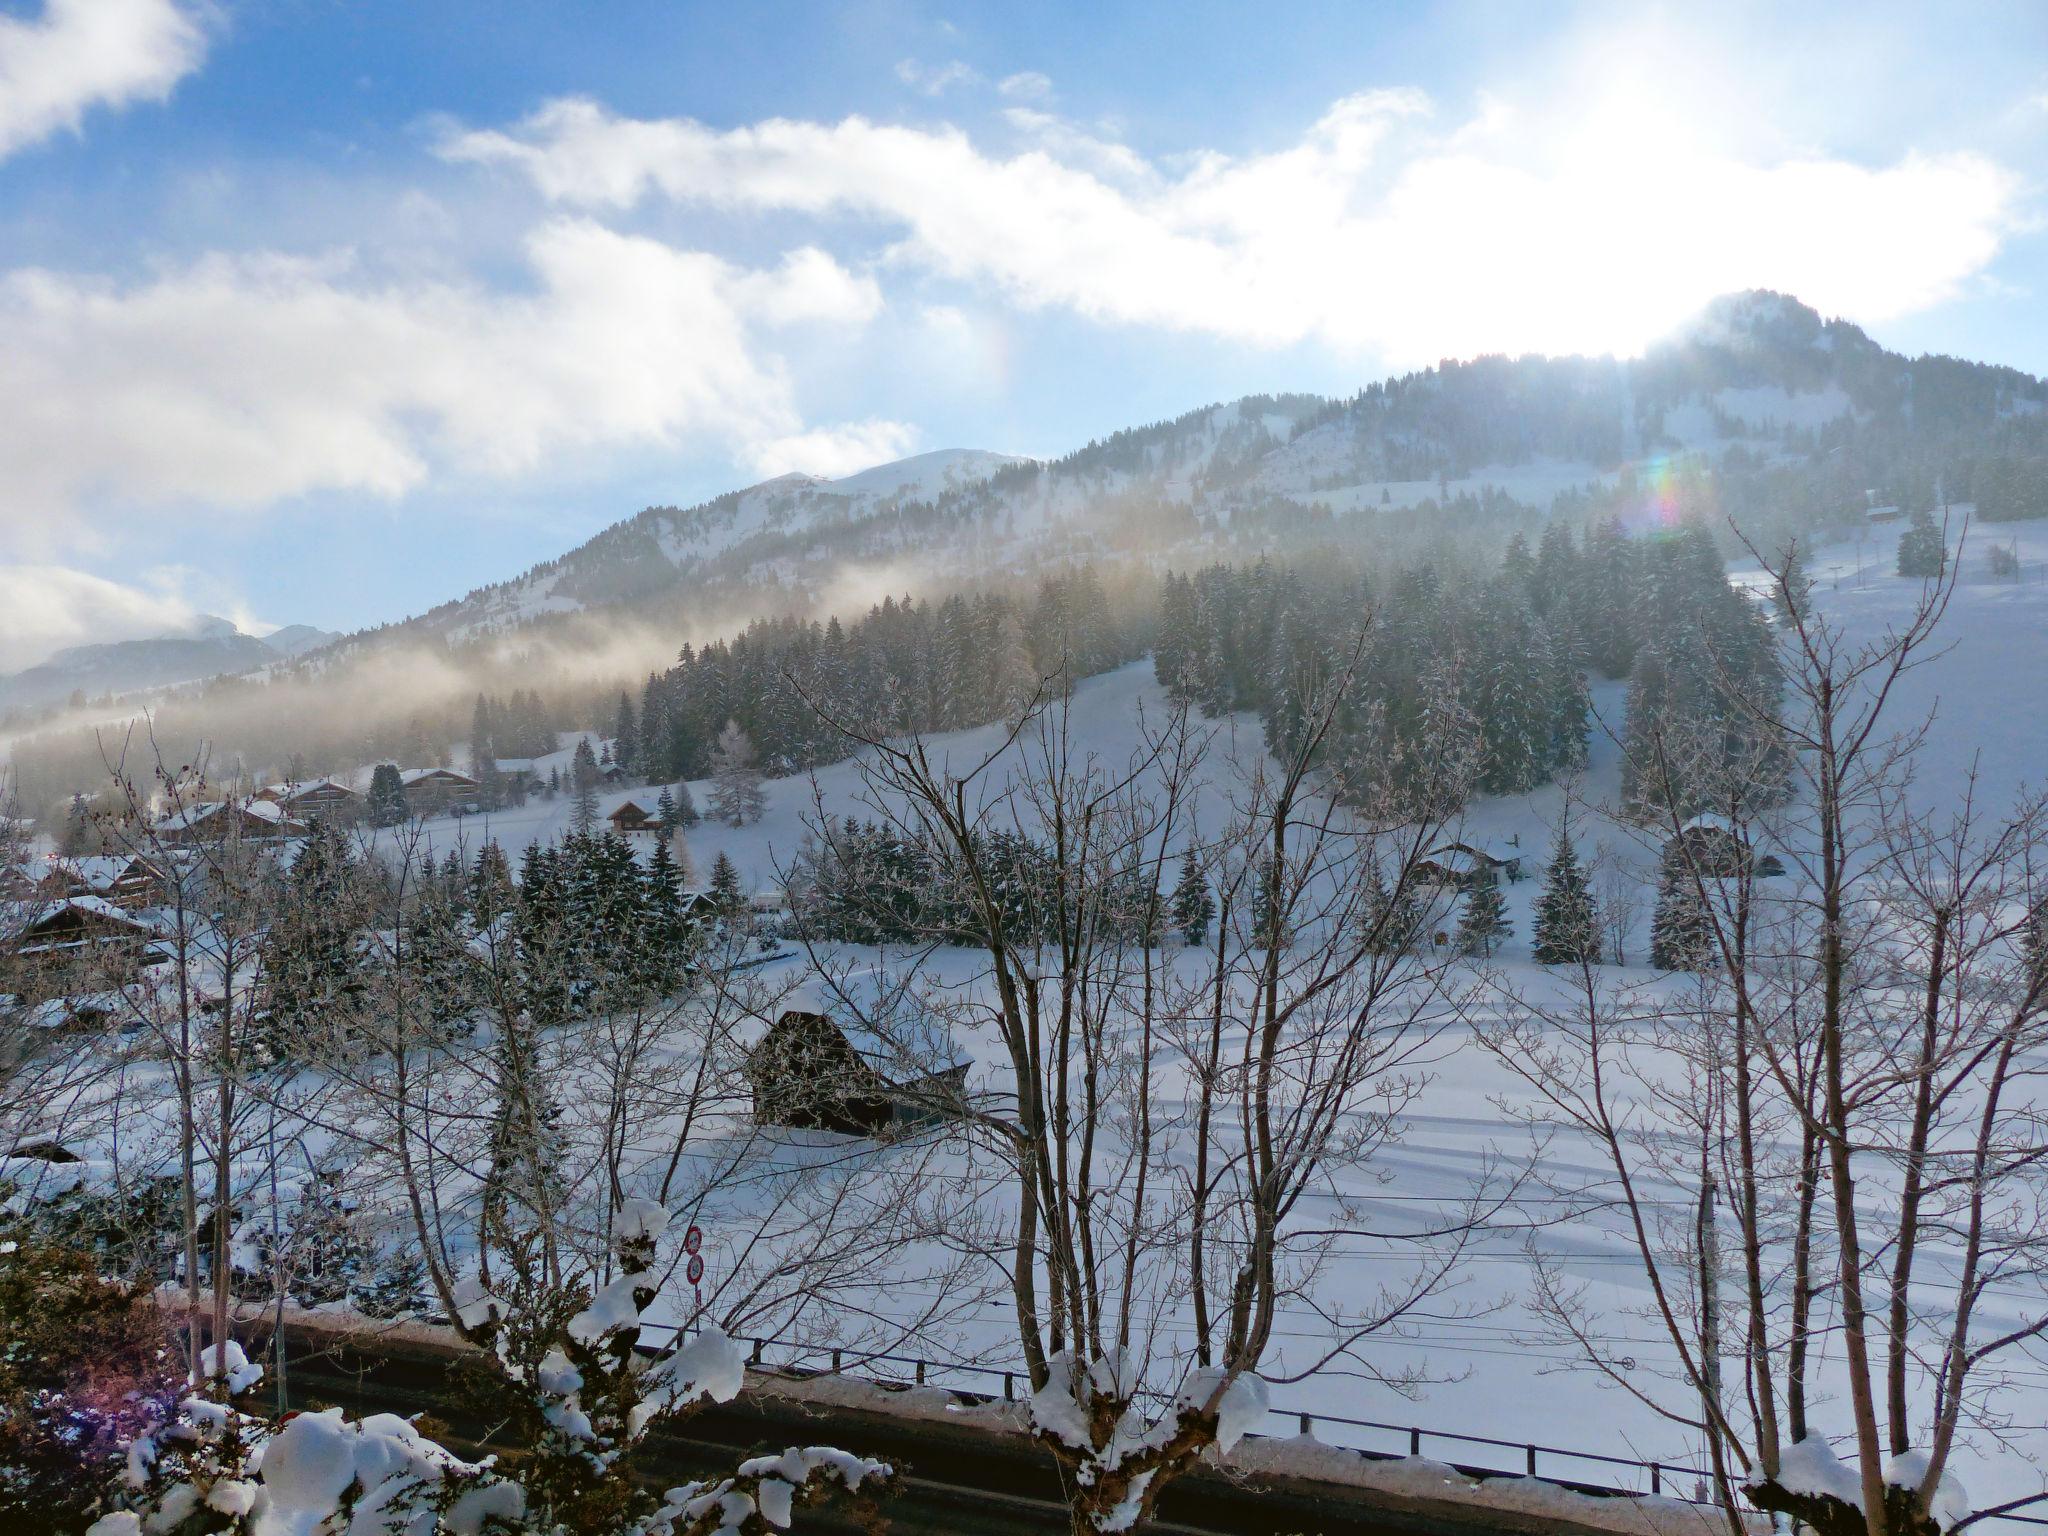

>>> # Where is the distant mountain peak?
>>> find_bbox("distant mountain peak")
[1673,289,1871,356]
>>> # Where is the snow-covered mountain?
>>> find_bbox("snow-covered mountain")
[0,617,341,716]
[369,290,2043,653]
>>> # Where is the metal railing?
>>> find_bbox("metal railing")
[631,1320,2048,1529]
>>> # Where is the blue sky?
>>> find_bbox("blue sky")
[3,0,2047,667]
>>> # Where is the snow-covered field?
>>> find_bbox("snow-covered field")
[13,513,2048,1518]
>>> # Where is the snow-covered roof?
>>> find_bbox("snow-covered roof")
[781,968,973,1077]
[400,767,478,788]
[1419,848,1486,873]
[1676,812,1739,836]
[268,777,359,799]
[47,854,137,890]
[22,895,161,933]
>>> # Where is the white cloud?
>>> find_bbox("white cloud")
[894,58,981,97]
[0,220,897,539]
[0,0,206,160]
[443,87,2018,363]
[744,419,919,480]
[0,564,202,671]
[998,71,1053,102]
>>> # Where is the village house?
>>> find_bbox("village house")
[152,799,309,848]
[5,897,168,998]
[398,767,481,817]
[255,777,366,825]
[606,799,656,835]
[1423,839,1525,886]
[745,971,971,1137]
[43,853,170,910]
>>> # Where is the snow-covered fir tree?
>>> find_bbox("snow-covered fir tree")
[1532,824,1601,965]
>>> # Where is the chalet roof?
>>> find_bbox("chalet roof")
[21,895,161,935]
[777,969,973,1077]
[1676,812,1740,837]
[273,777,361,800]
[609,799,652,820]
[400,767,478,788]
[1418,848,1487,874]
[48,855,137,891]
[1430,841,1521,865]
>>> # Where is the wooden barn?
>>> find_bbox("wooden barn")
[1663,814,1779,879]
[746,972,970,1137]
[1413,847,1493,890]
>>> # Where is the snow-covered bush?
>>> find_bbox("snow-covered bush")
[1745,1436,1973,1536]
[86,1393,527,1536]
[1028,1350,1269,1532]
[445,1200,755,1535]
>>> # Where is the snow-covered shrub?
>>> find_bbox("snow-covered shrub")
[1744,1435,1973,1536]
[86,1397,527,1536]
[448,1199,748,1536]
[1027,1350,1268,1532]
[627,1448,895,1536]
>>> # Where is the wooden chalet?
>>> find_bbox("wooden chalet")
[256,778,366,825]
[6,897,167,995]
[1413,847,1494,890]
[1423,839,1525,887]
[607,799,656,835]
[746,972,970,1137]
[43,853,168,910]
[398,767,481,816]
[153,799,308,847]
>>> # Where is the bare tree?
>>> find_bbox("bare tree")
[1481,528,2048,1536]
[788,632,1514,1532]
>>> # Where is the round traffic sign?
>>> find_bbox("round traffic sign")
[685,1253,705,1286]
[683,1224,703,1256]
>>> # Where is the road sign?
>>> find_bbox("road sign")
[683,1224,702,1256]
[685,1253,705,1286]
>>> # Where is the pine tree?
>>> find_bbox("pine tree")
[61,793,93,855]
[655,785,678,834]
[1360,861,1425,956]
[1456,879,1510,957]
[672,779,699,826]
[1649,855,1716,971]
[708,851,745,916]
[1773,538,1813,626]
[1250,854,1290,951]
[367,763,408,828]
[470,842,516,928]
[569,738,599,836]
[1897,506,1947,579]
[1170,846,1214,946]
[1532,824,1602,965]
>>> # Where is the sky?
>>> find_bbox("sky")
[2,0,2047,670]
